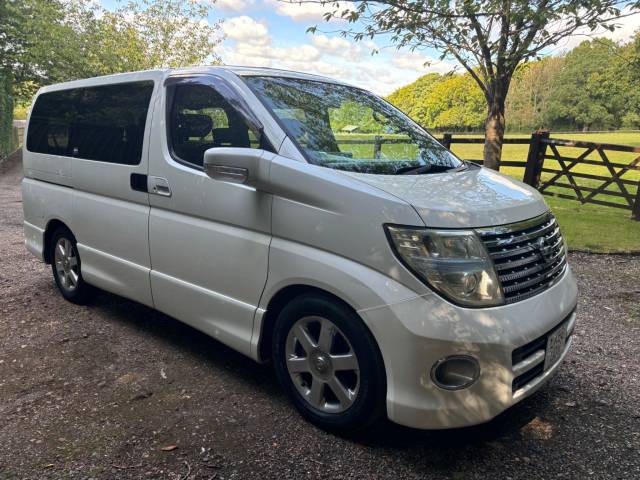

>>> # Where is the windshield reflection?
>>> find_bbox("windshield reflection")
[244,76,463,175]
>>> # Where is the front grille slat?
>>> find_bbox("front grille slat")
[477,213,568,304]
[502,258,566,293]
[483,220,558,249]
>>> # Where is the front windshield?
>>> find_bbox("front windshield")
[243,75,463,175]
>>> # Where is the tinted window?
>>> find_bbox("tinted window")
[168,83,262,167]
[27,81,154,165]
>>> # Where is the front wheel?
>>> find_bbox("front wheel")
[50,227,95,304]
[272,293,386,432]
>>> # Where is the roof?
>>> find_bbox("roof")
[37,65,353,95]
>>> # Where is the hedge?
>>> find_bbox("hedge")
[0,71,14,159]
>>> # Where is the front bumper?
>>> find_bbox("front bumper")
[359,267,578,430]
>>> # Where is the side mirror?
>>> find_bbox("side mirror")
[203,147,271,190]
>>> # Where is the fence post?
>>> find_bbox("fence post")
[441,132,452,150]
[523,130,550,188]
[632,186,640,221]
[373,135,382,159]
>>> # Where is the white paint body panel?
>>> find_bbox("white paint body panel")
[22,66,578,430]
[146,70,273,357]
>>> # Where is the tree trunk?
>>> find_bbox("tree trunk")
[483,100,506,171]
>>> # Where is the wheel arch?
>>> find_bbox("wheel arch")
[43,218,72,264]
[256,283,381,365]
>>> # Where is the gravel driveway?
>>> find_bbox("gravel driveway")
[1,151,639,480]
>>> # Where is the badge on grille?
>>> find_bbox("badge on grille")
[537,236,553,262]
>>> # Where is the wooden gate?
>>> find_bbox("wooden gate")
[522,131,640,220]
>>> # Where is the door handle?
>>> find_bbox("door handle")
[148,176,172,197]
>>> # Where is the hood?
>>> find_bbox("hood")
[341,166,548,228]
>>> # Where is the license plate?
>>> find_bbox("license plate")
[544,323,567,371]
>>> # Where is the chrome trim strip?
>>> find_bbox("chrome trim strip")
[475,212,552,237]
[512,349,546,377]
[502,258,567,293]
[483,220,557,248]
[513,337,572,402]
[566,311,577,337]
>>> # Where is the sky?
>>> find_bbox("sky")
[101,1,639,96]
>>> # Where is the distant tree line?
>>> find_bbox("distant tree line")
[387,35,640,133]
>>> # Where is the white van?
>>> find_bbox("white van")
[22,67,577,432]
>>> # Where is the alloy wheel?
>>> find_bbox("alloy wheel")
[285,315,360,413]
[54,237,79,292]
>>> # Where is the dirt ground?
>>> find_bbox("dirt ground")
[1,151,639,480]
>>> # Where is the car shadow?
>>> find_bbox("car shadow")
[88,288,548,450]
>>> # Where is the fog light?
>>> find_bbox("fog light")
[431,355,480,390]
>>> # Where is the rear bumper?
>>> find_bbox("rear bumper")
[359,267,578,430]
[24,220,45,261]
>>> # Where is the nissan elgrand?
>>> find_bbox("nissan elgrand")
[22,67,578,431]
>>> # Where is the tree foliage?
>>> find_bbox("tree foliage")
[387,73,485,130]
[1,0,222,104]
[302,0,640,168]
[505,56,564,131]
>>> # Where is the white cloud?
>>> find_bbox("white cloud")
[548,7,640,52]
[216,0,256,12]
[267,0,355,22]
[391,51,454,75]
[597,9,640,42]
[234,41,322,62]
[219,12,448,95]
[310,34,363,60]
[222,16,271,46]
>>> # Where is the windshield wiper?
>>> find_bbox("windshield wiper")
[396,161,469,175]
[396,164,432,175]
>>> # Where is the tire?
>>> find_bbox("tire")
[272,293,386,432]
[50,227,95,304]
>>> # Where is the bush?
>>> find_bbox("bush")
[0,72,13,159]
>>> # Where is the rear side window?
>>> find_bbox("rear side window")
[168,83,262,167]
[27,81,154,165]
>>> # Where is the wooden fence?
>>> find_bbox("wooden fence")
[435,131,640,221]
[437,132,531,171]
[524,131,640,220]
[12,121,25,150]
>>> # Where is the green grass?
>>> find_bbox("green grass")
[335,131,640,253]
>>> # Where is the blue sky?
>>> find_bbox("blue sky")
[99,0,456,94]
[101,1,639,95]
[212,0,459,94]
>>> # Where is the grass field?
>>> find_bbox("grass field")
[335,131,640,252]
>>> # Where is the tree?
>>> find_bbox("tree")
[0,0,222,156]
[387,73,445,126]
[1,0,223,104]
[427,74,486,130]
[103,0,222,71]
[613,32,640,129]
[387,73,485,130]
[505,56,564,131]
[303,0,640,169]
[545,39,625,130]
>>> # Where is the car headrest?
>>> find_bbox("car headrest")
[177,114,212,138]
[212,127,250,148]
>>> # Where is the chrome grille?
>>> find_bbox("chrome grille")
[476,213,567,304]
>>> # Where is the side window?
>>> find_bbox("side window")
[26,81,154,165]
[168,83,261,167]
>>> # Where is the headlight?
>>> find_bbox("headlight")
[385,226,503,307]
